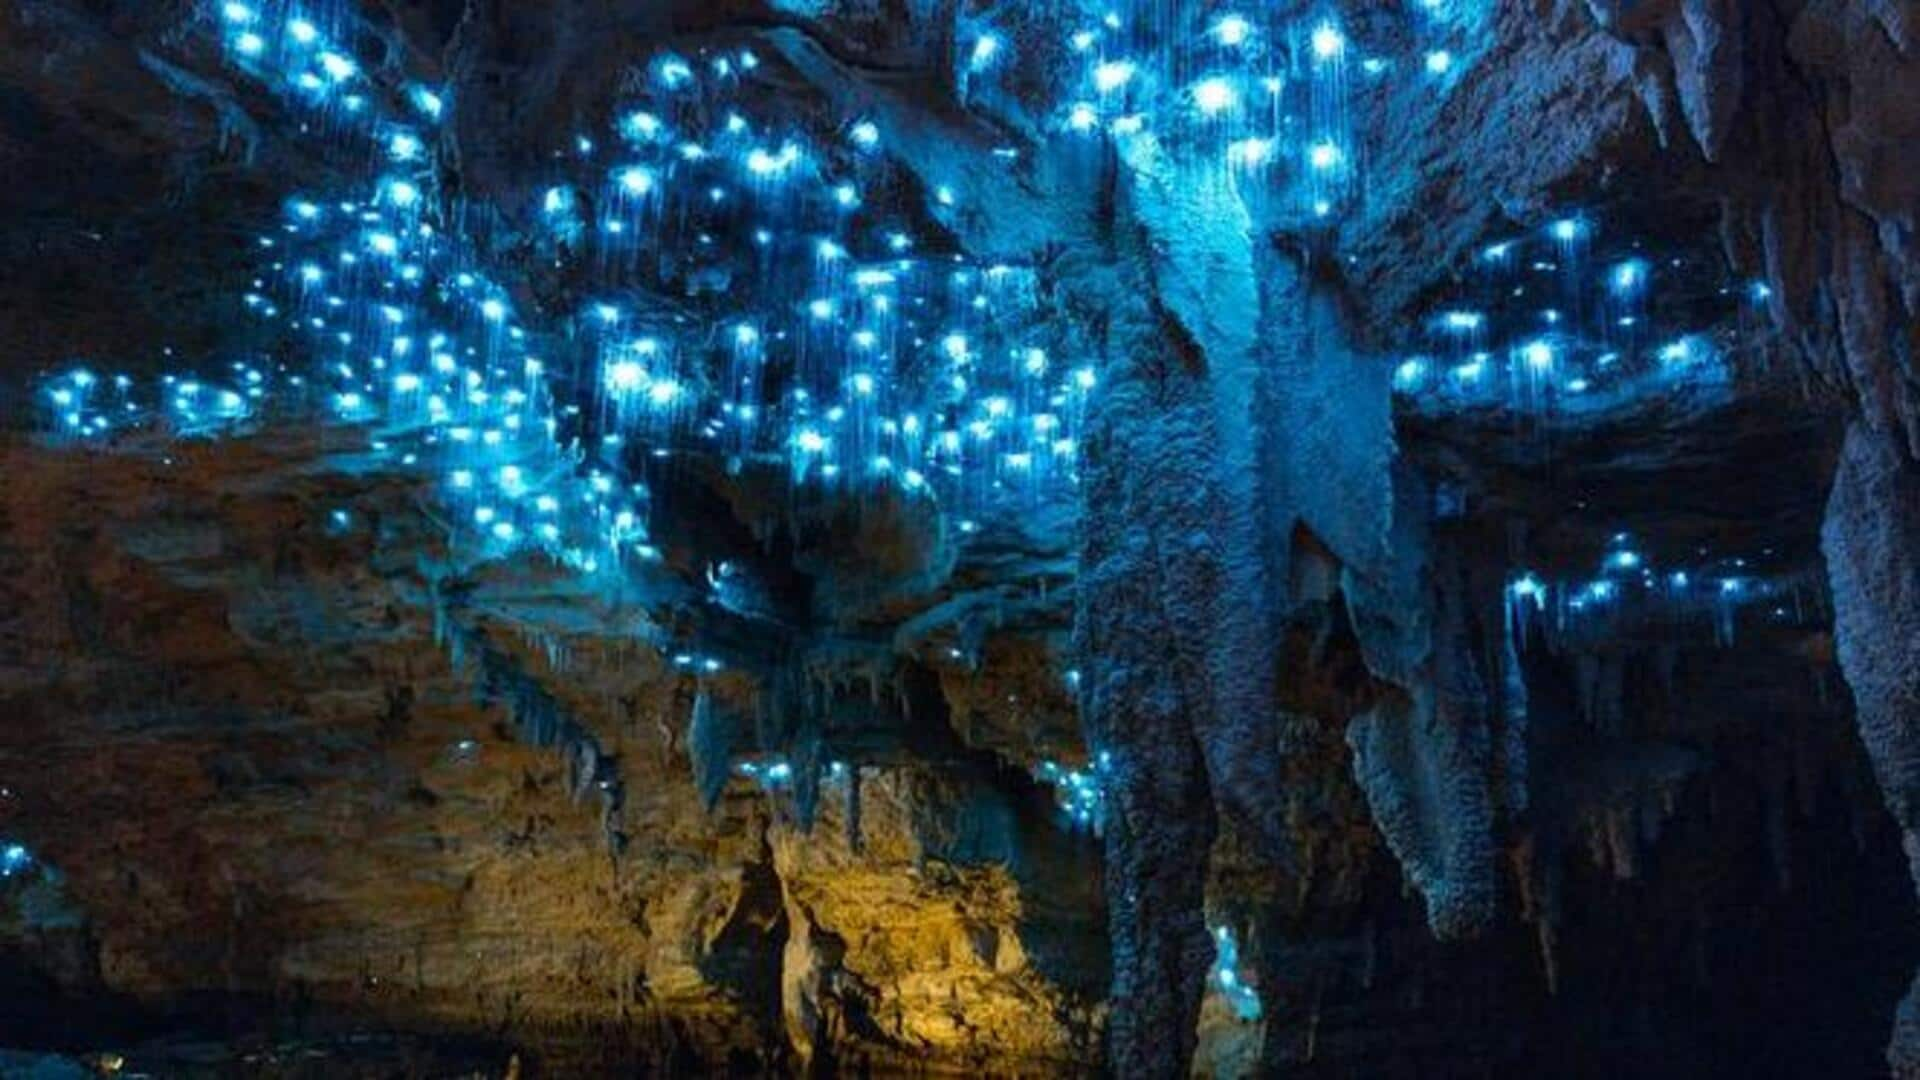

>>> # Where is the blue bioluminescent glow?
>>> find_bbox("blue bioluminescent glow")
[1191,76,1237,115]
[1213,15,1252,47]
[1212,927,1263,1021]
[968,34,1001,71]
[22,2,1793,913]
[0,842,31,879]
[1610,258,1649,296]
[1311,22,1346,60]
[317,51,356,81]
[1038,758,1107,832]
[1093,60,1135,94]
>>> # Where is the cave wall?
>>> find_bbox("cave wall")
[1,0,1918,1076]
[0,434,1104,1073]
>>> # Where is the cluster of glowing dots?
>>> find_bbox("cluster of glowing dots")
[1391,215,1768,409]
[532,42,1103,513]
[273,191,678,576]
[1507,534,1780,645]
[44,8,668,581]
[42,364,274,438]
[167,0,1125,787]
[733,758,850,794]
[215,2,444,125]
[1036,6,1477,216]
[1211,926,1263,1021]
[1037,753,1110,832]
[198,1,1026,562]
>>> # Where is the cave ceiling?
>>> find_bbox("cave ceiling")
[2,0,1918,1075]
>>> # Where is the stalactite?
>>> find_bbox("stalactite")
[1499,618,1531,815]
[436,595,628,853]
[1118,137,1292,870]
[1346,537,1498,942]
[790,735,822,832]
[688,690,732,812]
[1072,138,1224,1079]
[843,765,863,854]
[1823,420,1920,1075]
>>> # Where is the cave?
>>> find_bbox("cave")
[1,1,1917,1076]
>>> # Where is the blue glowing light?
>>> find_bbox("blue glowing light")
[1311,22,1346,60]
[1093,60,1135,93]
[969,34,1001,71]
[744,144,800,177]
[606,359,646,395]
[1192,77,1237,115]
[647,379,681,408]
[0,843,30,878]
[1610,258,1649,296]
[617,166,656,195]
[1213,15,1252,46]
[318,52,357,81]
[623,111,662,140]
[654,55,694,89]
[1227,137,1274,168]
[1212,927,1262,1021]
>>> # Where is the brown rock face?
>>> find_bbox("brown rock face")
[0,434,1102,1072]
